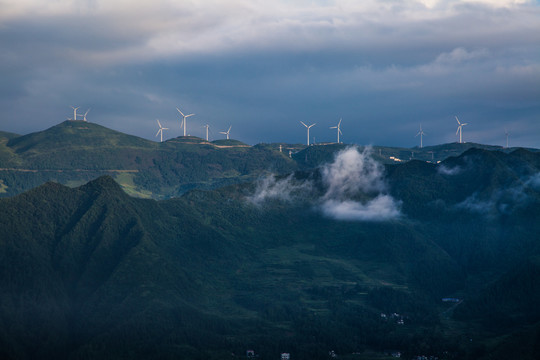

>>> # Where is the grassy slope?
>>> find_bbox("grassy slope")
[0,121,298,198]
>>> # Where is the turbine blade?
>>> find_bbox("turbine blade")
[330,126,337,129]
[456,127,460,135]
[176,107,185,117]
[300,121,307,127]
[462,123,468,126]
[455,116,460,125]
[156,130,161,137]
[156,119,162,127]
[338,118,342,126]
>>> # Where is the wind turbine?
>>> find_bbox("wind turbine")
[505,128,509,148]
[82,108,90,122]
[155,119,168,142]
[220,125,232,140]
[300,121,316,146]
[70,106,80,121]
[329,118,342,143]
[203,124,210,141]
[455,116,468,144]
[415,124,426,148]
[176,107,195,137]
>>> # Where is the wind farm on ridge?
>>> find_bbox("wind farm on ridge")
[66,103,516,155]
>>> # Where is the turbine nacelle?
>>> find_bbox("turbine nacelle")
[155,119,169,142]
[329,118,342,143]
[300,121,316,145]
[415,124,426,148]
[220,126,232,139]
[82,108,91,122]
[70,106,80,121]
[455,116,468,143]
[176,106,195,136]
[203,124,211,141]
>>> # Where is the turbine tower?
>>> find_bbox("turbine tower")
[82,108,90,122]
[300,121,316,146]
[329,118,342,143]
[505,128,509,148]
[203,124,210,141]
[220,125,232,140]
[415,124,426,148]
[455,116,468,144]
[70,106,80,121]
[176,107,195,137]
[155,119,168,142]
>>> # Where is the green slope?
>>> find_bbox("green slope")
[0,121,298,199]
[0,177,455,359]
[7,120,155,152]
[1,148,540,359]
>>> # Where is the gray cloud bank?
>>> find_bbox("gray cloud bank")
[0,1,539,147]
[250,146,401,221]
[457,172,540,215]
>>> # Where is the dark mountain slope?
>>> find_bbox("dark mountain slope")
[0,131,20,141]
[385,148,540,273]
[454,256,540,330]
[0,132,21,168]
[0,177,242,359]
[0,175,465,359]
[1,147,540,359]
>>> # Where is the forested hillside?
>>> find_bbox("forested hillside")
[1,147,539,359]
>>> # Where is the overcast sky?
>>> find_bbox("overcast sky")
[1,0,539,148]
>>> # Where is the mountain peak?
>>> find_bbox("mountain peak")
[7,120,154,153]
[78,175,126,197]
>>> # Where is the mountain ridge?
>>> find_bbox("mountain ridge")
[1,120,538,200]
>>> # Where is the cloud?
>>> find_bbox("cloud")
[319,147,401,221]
[321,195,401,221]
[437,164,463,175]
[321,145,385,197]
[2,0,538,64]
[250,146,401,221]
[456,172,540,216]
[456,192,494,214]
[525,172,540,189]
[0,0,539,147]
[248,173,313,205]
[432,47,489,66]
